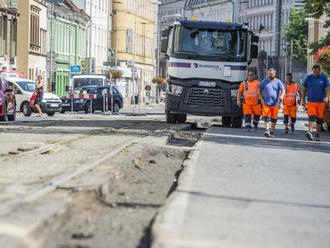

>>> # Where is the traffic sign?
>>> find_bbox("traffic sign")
[70,65,81,73]
[47,51,58,58]
[46,62,57,72]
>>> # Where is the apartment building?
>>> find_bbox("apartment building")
[17,0,48,81]
[111,0,156,102]
[0,0,19,71]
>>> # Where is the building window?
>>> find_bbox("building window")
[30,5,41,53]
[40,28,46,55]
[126,29,132,53]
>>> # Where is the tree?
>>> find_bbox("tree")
[304,0,330,28]
[283,8,308,62]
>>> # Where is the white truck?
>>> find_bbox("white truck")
[161,20,259,127]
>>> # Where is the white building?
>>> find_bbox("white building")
[83,0,111,74]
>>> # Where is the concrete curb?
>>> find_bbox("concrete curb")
[150,129,208,248]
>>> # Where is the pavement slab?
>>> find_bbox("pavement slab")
[152,116,330,248]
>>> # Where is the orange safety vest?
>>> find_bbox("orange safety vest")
[284,82,298,106]
[242,80,260,105]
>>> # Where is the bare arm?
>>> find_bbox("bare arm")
[237,91,242,107]
[279,88,285,103]
[302,87,307,105]
[258,89,263,104]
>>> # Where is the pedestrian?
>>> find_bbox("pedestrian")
[34,75,44,117]
[237,71,261,131]
[302,65,330,141]
[258,68,285,138]
[283,73,302,134]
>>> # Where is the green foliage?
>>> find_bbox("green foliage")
[283,8,308,62]
[309,34,330,54]
[304,0,330,28]
[107,70,122,80]
[152,77,165,84]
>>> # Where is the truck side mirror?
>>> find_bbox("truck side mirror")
[250,44,258,59]
[161,38,168,53]
[162,29,170,38]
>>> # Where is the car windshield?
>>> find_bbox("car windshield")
[16,81,36,92]
[73,78,105,88]
[173,26,247,61]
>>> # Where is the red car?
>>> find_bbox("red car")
[0,77,16,121]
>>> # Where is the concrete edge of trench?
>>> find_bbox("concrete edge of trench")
[150,128,208,248]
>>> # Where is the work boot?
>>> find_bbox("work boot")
[305,131,313,141]
[245,125,252,132]
[315,133,320,141]
[254,123,258,131]
[269,130,275,138]
[284,127,289,134]
[264,129,271,138]
[291,124,295,133]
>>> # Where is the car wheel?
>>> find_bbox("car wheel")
[84,102,94,114]
[222,116,232,127]
[47,112,55,117]
[8,103,16,121]
[0,103,8,122]
[176,113,187,123]
[232,116,243,128]
[166,111,176,123]
[113,102,120,113]
[22,102,32,117]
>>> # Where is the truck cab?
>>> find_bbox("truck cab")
[161,20,258,127]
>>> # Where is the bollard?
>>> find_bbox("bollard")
[110,86,114,115]
[103,94,106,113]
[89,94,94,114]
[105,93,109,113]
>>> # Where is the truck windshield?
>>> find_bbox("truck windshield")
[173,26,247,61]
[73,78,104,88]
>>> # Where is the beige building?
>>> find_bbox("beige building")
[17,0,48,81]
[307,15,330,73]
[112,0,156,102]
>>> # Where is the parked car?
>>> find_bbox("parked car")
[6,78,62,117]
[61,86,123,113]
[0,77,16,121]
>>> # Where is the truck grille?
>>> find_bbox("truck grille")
[186,88,230,106]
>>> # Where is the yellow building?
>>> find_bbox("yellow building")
[112,0,156,103]
[17,0,48,81]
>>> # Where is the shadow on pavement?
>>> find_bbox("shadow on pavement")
[206,126,330,154]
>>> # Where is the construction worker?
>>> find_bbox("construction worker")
[283,73,302,134]
[237,71,261,131]
[302,65,330,141]
[258,68,285,138]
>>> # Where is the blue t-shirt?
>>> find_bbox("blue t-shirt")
[259,78,284,106]
[303,74,330,103]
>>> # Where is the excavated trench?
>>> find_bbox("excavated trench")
[30,127,204,248]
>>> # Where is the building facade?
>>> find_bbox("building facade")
[17,0,47,81]
[307,15,329,73]
[48,0,90,95]
[0,0,19,71]
[83,0,111,74]
[112,0,156,103]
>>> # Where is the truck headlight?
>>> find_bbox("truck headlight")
[231,89,238,98]
[169,84,183,96]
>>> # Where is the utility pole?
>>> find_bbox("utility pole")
[89,0,92,62]
[115,9,118,69]
[49,2,54,91]
[289,39,293,73]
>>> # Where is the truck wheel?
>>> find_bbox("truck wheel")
[222,116,232,127]
[176,113,186,124]
[47,112,55,117]
[22,102,32,117]
[232,116,243,128]
[166,111,176,123]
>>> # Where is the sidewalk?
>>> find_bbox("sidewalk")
[152,119,330,248]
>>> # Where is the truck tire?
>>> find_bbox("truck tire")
[166,111,176,123]
[176,113,186,123]
[232,116,243,128]
[47,112,55,117]
[222,116,232,127]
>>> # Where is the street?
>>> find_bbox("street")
[1,105,330,248]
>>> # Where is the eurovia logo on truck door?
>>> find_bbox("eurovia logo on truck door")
[193,63,221,70]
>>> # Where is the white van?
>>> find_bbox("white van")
[6,78,62,116]
[72,74,107,89]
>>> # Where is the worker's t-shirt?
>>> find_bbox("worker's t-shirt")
[303,74,329,103]
[259,78,284,106]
